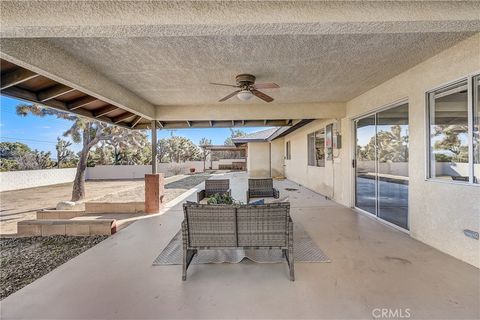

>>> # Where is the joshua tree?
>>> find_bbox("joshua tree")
[16,104,139,201]
[224,128,246,146]
[55,138,75,168]
[199,137,212,170]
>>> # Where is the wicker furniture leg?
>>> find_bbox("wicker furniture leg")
[197,190,206,203]
[182,249,196,281]
[286,217,295,281]
[182,220,196,280]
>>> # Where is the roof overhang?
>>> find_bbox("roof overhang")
[1,1,478,129]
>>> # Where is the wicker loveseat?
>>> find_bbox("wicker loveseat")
[181,202,294,281]
[246,178,280,203]
[197,179,231,202]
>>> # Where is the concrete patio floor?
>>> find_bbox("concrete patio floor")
[1,172,478,319]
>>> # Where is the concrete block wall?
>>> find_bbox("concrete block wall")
[0,168,77,192]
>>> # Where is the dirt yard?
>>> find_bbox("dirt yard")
[0,180,145,235]
[93,173,211,203]
[0,174,211,235]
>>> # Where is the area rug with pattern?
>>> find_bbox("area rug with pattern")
[152,223,330,265]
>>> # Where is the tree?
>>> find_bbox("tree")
[199,137,212,170]
[103,129,149,165]
[55,138,76,168]
[156,136,201,163]
[0,142,54,171]
[224,128,246,146]
[16,104,135,201]
[433,124,469,163]
[358,125,408,162]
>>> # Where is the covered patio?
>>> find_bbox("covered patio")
[1,172,478,319]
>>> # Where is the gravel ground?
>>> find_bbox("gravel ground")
[0,235,107,300]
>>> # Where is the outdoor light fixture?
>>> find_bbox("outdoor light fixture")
[237,89,254,101]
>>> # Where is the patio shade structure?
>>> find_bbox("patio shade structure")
[0,1,479,271]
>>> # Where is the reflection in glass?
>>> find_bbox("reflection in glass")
[307,130,325,167]
[474,76,480,184]
[377,104,409,229]
[428,81,469,181]
[355,115,377,215]
[315,130,325,167]
[307,133,315,166]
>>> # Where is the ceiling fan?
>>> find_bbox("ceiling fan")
[210,74,279,103]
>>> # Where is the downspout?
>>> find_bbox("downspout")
[269,142,272,178]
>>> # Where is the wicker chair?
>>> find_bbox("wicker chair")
[246,178,280,203]
[181,202,294,281]
[197,179,231,202]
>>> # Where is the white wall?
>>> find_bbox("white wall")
[281,34,480,268]
[341,33,480,267]
[86,162,205,180]
[211,159,246,170]
[0,168,77,192]
[247,142,271,178]
[283,119,344,200]
[270,138,285,178]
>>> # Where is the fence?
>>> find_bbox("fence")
[0,168,77,192]
[85,162,205,180]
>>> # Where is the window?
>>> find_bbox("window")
[427,74,479,184]
[307,129,325,167]
[285,141,291,160]
[474,75,480,184]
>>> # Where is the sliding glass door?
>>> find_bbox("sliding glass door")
[354,103,409,230]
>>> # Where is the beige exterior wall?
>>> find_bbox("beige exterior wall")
[283,120,346,202]
[247,142,271,178]
[270,138,285,178]
[281,34,480,267]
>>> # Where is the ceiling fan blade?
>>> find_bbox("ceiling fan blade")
[251,89,274,103]
[219,90,242,102]
[253,83,280,89]
[210,82,240,88]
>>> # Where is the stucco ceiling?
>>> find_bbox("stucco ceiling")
[47,32,474,106]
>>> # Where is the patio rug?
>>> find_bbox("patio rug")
[152,224,330,265]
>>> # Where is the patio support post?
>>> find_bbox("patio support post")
[144,120,163,214]
[151,120,157,174]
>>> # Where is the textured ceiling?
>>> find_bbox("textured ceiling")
[48,32,474,105]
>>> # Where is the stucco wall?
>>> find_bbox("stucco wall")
[283,119,345,200]
[342,33,480,267]
[280,34,480,267]
[270,138,285,178]
[86,162,205,180]
[0,168,77,192]
[247,142,271,178]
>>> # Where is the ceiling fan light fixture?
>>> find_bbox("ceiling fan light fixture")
[237,90,253,101]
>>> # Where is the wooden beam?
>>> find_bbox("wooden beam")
[1,86,38,101]
[209,120,214,127]
[231,120,235,126]
[113,112,135,123]
[241,120,245,126]
[93,105,118,117]
[37,84,75,102]
[157,121,164,128]
[286,119,293,125]
[67,96,98,110]
[186,120,192,127]
[2,86,131,129]
[1,68,39,90]
[131,116,142,128]
[264,119,268,125]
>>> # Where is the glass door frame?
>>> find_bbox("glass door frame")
[352,99,410,233]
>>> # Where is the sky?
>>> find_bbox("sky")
[0,96,269,159]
